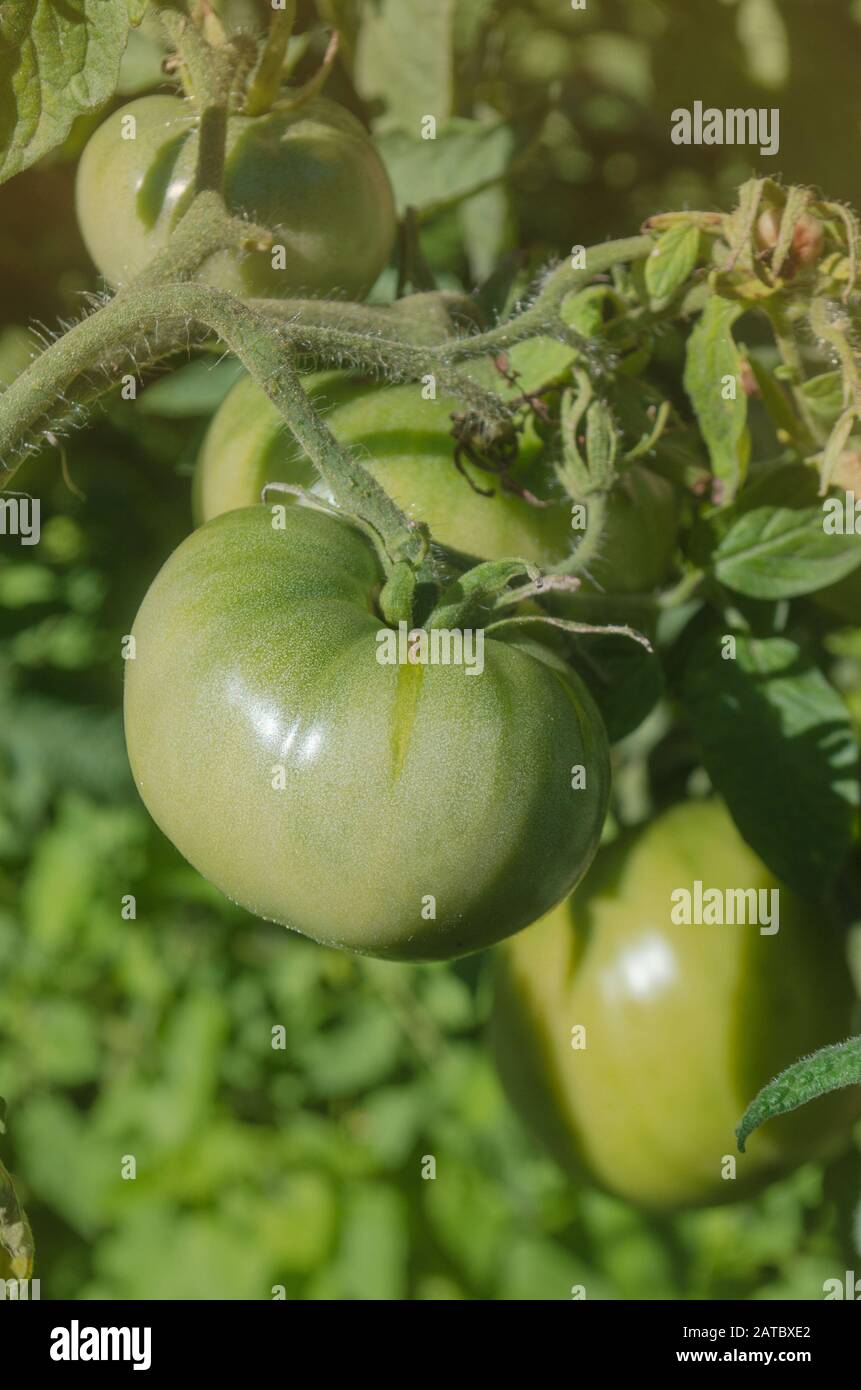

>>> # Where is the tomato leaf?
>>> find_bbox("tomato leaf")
[799,370,845,428]
[681,632,859,897]
[377,120,517,217]
[355,0,456,129]
[571,629,664,743]
[746,356,801,441]
[644,223,700,304]
[712,504,861,598]
[736,1035,861,1152]
[0,0,141,184]
[683,297,751,502]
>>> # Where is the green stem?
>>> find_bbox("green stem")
[0,286,479,472]
[194,105,229,196]
[257,309,510,425]
[132,191,234,285]
[765,300,821,445]
[657,569,705,609]
[0,282,424,570]
[809,297,861,412]
[244,3,296,116]
[160,8,238,194]
[554,493,608,578]
[255,289,479,342]
[438,236,654,364]
[269,338,427,567]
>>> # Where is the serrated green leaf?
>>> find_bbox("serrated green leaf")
[377,120,516,216]
[644,223,700,303]
[0,1,137,183]
[459,181,514,283]
[737,1036,861,1152]
[684,296,750,501]
[747,356,800,440]
[681,631,858,897]
[800,371,845,427]
[354,0,455,130]
[572,627,664,743]
[562,284,617,338]
[712,504,861,598]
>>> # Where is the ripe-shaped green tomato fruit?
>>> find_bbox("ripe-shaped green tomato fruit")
[124,504,611,960]
[194,372,678,591]
[75,95,395,299]
[491,798,859,1208]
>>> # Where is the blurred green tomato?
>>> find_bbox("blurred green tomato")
[491,798,859,1209]
[75,95,395,299]
[124,504,611,961]
[194,372,678,591]
[580,466,679,595]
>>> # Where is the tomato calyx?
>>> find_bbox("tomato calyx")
[425,557,652,655]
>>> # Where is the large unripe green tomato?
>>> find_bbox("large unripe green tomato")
[124,504,611,961]
[75,95,395,299]
[491,799,859,1209]
[194,372,678,590]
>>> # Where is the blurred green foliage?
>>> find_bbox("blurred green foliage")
[0,0,859,1300]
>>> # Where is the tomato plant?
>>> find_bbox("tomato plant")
[491,798,860,1209]
[124,504,610,960]
[195,371,679,591]
[76,94,396,299]
[0,0,860,1301]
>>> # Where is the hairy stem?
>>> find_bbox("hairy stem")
[160,8,238,193]
[244,3,296,115]
[765,300,822,445]
[0,284,425,568]
[437,236,655,364]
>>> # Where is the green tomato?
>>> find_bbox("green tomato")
[491,798,859,1209]
[124,504,611,960]
[579,466,680,595]
[194,372,678,590]
[75,95,395,299]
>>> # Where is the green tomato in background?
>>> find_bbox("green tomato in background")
[580,466,680,595]
[124,504,611,961]
[194,372,679,592]
[491,798,859,1209]
[76,95,396,299]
